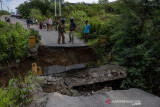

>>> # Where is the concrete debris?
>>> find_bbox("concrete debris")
[40,64,126,96]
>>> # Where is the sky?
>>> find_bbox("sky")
[1,0,116,12]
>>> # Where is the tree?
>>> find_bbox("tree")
[98,0,108,5]
[109,0,160,95]
[17,0,50,18]
[29,9,42,20]
[0,10,9,16]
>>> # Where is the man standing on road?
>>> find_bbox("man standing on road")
[58,18,66,44]
[26,17,31,29]
[69,17,77,44]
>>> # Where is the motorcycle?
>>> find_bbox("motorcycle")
[43,21,46,29]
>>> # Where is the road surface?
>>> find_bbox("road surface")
[1,15,86,47]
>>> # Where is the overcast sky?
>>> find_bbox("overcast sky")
[1,0,116,12]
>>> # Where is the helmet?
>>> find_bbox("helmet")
[70,17,73,22]
[61,18,65,23]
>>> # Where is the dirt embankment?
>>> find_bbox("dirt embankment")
[37,46,96,66]
[0,46,96,87]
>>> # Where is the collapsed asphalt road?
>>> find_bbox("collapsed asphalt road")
[1,15,160,107]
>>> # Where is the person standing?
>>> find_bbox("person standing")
[84,20,90,43]
[39,19,43,29]
[69,17,77,44]
[26,17,31,29]
[49,18,53,30]
[46,17,50,31]
[58,18,66,44]
[55,16,58,31]
[43,21,46,29]
[36,19,38,25]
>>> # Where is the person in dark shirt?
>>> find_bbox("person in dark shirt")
[69,17,77,44]
[39,19,43,29]
[46,17,50,31]
[55,16,58,31]
[58,18,66,44]
[26,17,31,29]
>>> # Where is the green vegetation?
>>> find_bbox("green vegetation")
[29,9,42,21]
[17,0,50,18]
[110,0,160,94]
[0,72,34,107]
[0,10,9,17]
[0,21,30,64]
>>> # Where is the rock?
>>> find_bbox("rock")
[107,73,113,78]
[25,83,48,107]
[64,64,126,88]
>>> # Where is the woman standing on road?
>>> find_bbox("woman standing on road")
[39,19,43,29]
[49,18,53,30]
[84,20,90,43]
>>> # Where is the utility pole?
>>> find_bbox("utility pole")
[7,6,9,12]
[55,0,56,17]
[0,0,3,10]
[59,0,61,17]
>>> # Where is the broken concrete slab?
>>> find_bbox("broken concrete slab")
[41,64,127,95]
[46,88,160,107]
[66,64,86,71]
[42,43,87,48]
[42,64,86,75]
[42,66,66,75]
[64,64,126,88]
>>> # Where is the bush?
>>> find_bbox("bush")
[0,21,30,64]
[0,10,9,17]
[0,72,34,107]
[109,0,160,96]
[99,10,105,15]
[86,7,98,17]
[80,17,114,40]
[68,10,87,27]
